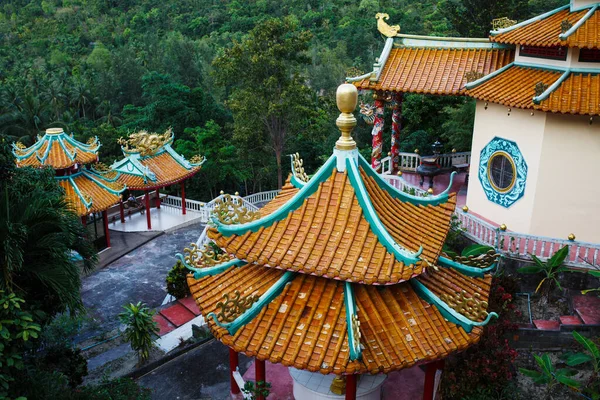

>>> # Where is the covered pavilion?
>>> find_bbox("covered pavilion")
[178,84,498,400]
[12,128,125,249]
[109,128,205,230]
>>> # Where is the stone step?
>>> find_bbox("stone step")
[160,303,196,327]
[573,295,600,325]
[559,315,583,326]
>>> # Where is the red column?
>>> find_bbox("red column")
[145,191,152,230]
[345,374,357,400]
[423,360,443,400]
[255,359,266,400]
[371,97,385,172]
[156,188,161,209]
[102,210,110,247]
[181,181,186,215]
[81,215,87,226]
[391,92,403,173]
[119,200,125,223]
[229,348,240,394]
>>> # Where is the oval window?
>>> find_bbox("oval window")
[487,152,516,193]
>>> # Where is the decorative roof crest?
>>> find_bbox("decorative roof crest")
[453,249,499,268]
[211,290,260,323]
[189,154,206,165]
[182,242,233,268]
[212,194,260,225]
[440,290,489,321]
[534,81,550,97]
[492,17,517,30]
[376,13,400,38]
[465,71,485,83]
[118,128,173,156]
[290,153,309,183]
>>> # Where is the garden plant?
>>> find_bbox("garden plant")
[118,302,159,365]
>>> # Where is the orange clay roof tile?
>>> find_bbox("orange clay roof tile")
[537,72,600,115]
[564,10,600,49]
[57,172,124,216]
[354,47,514,95]
[14,132,99,169]
[187,263,491,374]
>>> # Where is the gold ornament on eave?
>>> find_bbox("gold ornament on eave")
[118,127,173,157]
[212,194,260,225]
[182,242,232,268]
[441,291,489,321]
[291,153,309,183]
[376,13,400,38]
[492,17,517,30]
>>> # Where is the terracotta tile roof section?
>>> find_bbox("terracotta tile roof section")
[491,7,600,48]
[208,164,456,285]
[354,47,514,95]
[187,263,492,374]
[13,129,99,170]
[57,170,125,216]
[467,65,563,109]
[537,72,600,115]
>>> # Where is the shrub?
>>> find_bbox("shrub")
[74,377,152,400]
[166,260,191,299]
[118,302,159,364]
[39,346,87,388]
[242,380,271,400]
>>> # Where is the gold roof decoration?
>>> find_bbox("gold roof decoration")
[376,13,400,38]
[359,102,376,125]
[182,242,233,268]
[492,17,517,30]
[118,128,173,157]
[440,291,489,321]
[211,291,260,323]
[465,71,485,83]
[189,154,206,165]
[212,194,260,225]
[453,249,500,269]
[291,153,309,183]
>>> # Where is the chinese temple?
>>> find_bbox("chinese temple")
[110,129,205,230]
[350,0,600,243]
[12,127,125,249]
[178,84,498,400]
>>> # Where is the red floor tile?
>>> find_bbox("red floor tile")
[560,315,583,325]
[153,314,176,336]
[160,303,196,327]
[533,319,560,331]
[573,295,600,325]
[178,296,200,316]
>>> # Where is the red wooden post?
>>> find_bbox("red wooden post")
[255,359,266,400]
[81,215,87,226]
[156,188,161,209]
[181,181,186,215]
[371,97,385,172]
[102,210,110,247]
[345,374,357,400]
[423,361,441,400]
[229,348,240,394]
[145,191,152,230]
[119,200,125,223]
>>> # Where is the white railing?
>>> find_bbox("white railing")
[455,210,600,269]
[243,190,280,205]
[160,193,260,223]
[379,151,471,174]
[438,152,471,169]
[381,175,428,197]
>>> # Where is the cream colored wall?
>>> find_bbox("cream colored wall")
[467,102,547,233]
[569,47,600,69]
[530,113,600,242]
[572,0,598,11]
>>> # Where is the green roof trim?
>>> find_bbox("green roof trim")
[411,280,498,333]
[560,4,598,39]
[465,62,514,90]
[67,176,93,209]
[80,170,126,195]
[490,5,570,36]
[288,154,306,189]
[213,154,337,236]
[347,156,422,265]
[438,256,497,278]
[207,271,296,335]
[344,282,362,361]
[533,69,571,104]
[175,255,246,279]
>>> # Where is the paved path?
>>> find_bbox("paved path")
[82,224,203,335]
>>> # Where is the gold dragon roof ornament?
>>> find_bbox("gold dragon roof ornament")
[118,128,174,157]
[376,13,400,38]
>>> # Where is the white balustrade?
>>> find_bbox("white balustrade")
[381,175,428,197]
[243,190,280,205]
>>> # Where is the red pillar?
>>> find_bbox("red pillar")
[391,92,403,172]
[119,200,125,223]
[181,181,186,215]
[102,210,110,248]
[371,97,385,172]
[255,359,266,400]
[145,191,151,230]
[229,348,240,395]
[81,215,87,226]
[156,188,161,209]
[423,360,443,400]
[345,374,357,400]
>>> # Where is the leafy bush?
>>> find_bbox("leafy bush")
[242,380,271,400]
[518,245,570,300]
[166,260,191,299]
[118,302,159,364]
[73,377,152,400]
[39,346,87,388]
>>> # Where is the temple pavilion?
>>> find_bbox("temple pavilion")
[109,128,205,230]
[178,84,498,400]
[12,127,125,249]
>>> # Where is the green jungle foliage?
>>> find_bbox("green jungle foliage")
[166,260,191,299]
[0,0,565,198]
[118,301,159,364]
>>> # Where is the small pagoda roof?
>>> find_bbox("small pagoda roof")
[180,84,498,375]
[13,128,100,169]
[110,129,205,191]
[490,4,600,49]
[56,168,125,216]
[466,62,600,115]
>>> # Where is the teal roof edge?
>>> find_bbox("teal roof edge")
[490,5,570,36]
[175,254,246,279]
[344,282,362,361]
[438,256,497,278]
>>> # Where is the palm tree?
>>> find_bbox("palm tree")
[0,143,96,318]
[70,79,92,119]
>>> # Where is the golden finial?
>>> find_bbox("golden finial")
[234,191,239,196]
[500,224,507,231]
[376,13,400,38]
[462,205,469,212]
[46,128,64,135]
[414,149,419,154]
[568,233,576,241]
[335,83,358,151]
[397,171,402,176]
[220,190,224,195]
[452,149,457,153]
[427,188,434,194]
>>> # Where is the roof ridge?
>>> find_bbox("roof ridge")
[490,4,570,36]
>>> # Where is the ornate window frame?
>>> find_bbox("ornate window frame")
[478,137,528,208]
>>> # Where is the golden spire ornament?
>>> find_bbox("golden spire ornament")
[335,83,358,151]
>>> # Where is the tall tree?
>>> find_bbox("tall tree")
[213,17,317,188]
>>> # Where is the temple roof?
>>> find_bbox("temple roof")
[13,128,99,169]
[56,168,125,216]
[110,129,205,190]
[490,4,600,49]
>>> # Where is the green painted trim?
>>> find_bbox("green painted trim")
[571,1,600,12]
[38,136,55,164]
[81,170,126,195]
[68,176,93,208]
[56,136,77,161]
[214,155,337,236]
[347,156,422,264]
[438,256,497,278]
[207,271,296,335]
[490,5,570,36]
[513,61,568,72]
[465,63,515,89]
[63,133,101,151]
[346,71,373,82]
[411,280,498,333]
[397,37,513,50]
[165,144,194,170]
[357,154,449,206]
[175,254,245,279]
[12,138,44,159]
[343,282,362,361]
[533,70,571,104]
[561,5,598,39]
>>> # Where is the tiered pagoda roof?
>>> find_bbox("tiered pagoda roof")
[111,129,205,191]
[180,84,497,375]
[12,128,125,217]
